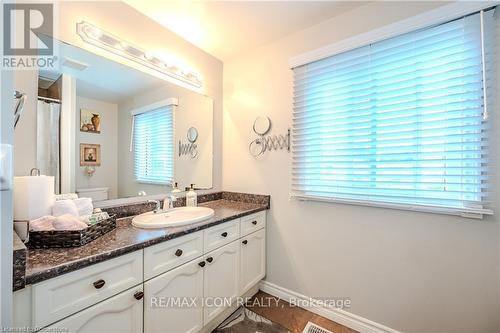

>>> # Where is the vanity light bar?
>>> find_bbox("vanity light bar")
[76,21,203,88]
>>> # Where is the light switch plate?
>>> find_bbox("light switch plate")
[0,144,13,191]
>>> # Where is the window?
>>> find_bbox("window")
[292,10,494,217]
[133,106,174,185]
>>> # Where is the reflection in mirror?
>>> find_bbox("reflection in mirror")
[14,36,214,203]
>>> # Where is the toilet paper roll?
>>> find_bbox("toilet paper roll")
[13,176,55,221]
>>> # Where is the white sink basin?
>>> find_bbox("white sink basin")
[132,206,215,229]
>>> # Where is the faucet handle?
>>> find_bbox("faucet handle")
[147,199,161,213]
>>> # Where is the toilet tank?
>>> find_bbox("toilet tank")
[76,187,109,202]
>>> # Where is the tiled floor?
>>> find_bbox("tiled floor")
[245,291,359,333]
[213,306,290,333]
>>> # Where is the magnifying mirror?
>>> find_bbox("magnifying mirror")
[253,116,271,136]
[187,127,198,143]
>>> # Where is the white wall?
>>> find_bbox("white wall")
[13,71,38,176]
[75,96,118,199]
[223,2,500,332]
[1,54,14,329]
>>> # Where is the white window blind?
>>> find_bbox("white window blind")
[292,10,494,217]
[133,106,174,185]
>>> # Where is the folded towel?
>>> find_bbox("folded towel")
[55,193,78,201]
[74,197,93,216]
[29,216,56,231]
[52,199,79,217]
[53,214,88,231]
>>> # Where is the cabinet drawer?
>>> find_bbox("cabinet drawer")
[33,251,143,328]
[240,212,266,237]
[204,219,240,252]
[40,286,144,333]
[144,231,203,280]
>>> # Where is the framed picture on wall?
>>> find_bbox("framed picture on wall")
[80,109,101,133]
[80,144,101,166]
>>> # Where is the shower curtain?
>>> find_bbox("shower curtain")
[36,99,61,193]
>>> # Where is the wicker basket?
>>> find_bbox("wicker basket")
[28,215,117,249]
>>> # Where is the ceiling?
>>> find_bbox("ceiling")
[124,1,368,61]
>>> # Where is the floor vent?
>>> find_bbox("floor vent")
[302,322,334,333]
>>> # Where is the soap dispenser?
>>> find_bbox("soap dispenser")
[171,182,182,194]
[186,184,197,207]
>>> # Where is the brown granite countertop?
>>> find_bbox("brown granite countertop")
[13,232,27,291]
[24,197,269,286]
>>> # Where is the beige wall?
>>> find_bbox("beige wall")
[56,1,223,192]
[75,96,118,199]
[223,2,500,332]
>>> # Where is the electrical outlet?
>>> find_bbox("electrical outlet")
[0,144,13,191]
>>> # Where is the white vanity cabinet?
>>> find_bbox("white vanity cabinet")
[144,258,205,333]
[15,211,267,333]
[41,286,144,333]
[240,228,266,294]
[203,240,240,325]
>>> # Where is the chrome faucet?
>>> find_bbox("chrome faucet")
[164,193,177,210]
[147,199,162,214]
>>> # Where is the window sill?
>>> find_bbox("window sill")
[135,180,171,186]
[291,194,493,219]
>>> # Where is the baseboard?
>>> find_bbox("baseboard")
[259,280,401,333]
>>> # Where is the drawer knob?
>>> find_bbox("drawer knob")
[206,257,213,263]
[93,279,105,289]
[175,249,183,257]
[242,240,248,245]
[198,261,206,267]
[252,221,257,225]
[221,232,228,237]
[134,291,144,300]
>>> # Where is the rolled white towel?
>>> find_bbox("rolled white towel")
[52,199,79,217]
[29,216,56,231]
[53,214,88,231]
[74,197,93,216]
[55,193,78,201]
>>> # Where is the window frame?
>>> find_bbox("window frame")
[289,7,495,219]
[130,98,177,186]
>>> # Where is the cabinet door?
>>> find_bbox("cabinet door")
[41,286,143,333]
[240,229,266,294]
[203,240,240,325]
[144,259,204,333]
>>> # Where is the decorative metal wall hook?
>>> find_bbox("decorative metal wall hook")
[179,127,199,158]
[249,117,290,157]
[179,141,198,158]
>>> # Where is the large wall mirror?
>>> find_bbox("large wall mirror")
[14,36,213,203]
